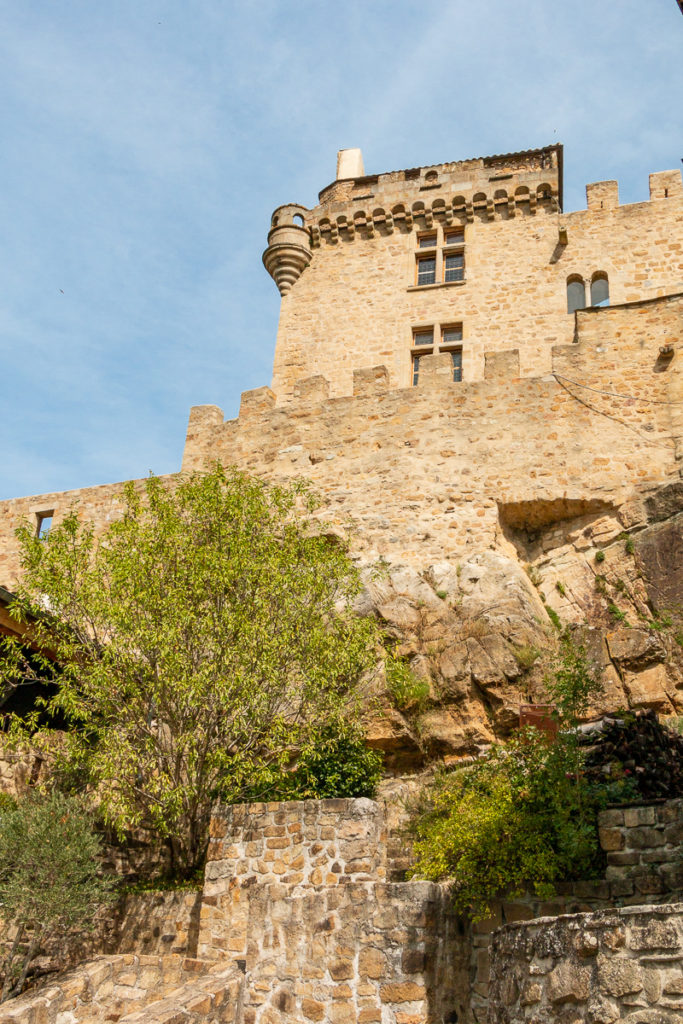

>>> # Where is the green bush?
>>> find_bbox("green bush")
[385,655,430,711]
[409,735,602,920]
[409,637,604,920]
[242,720,382,801]
[0,791,115,1001]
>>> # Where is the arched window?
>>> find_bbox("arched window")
[590,273,609,308]
[293,213,304,226]
[567,277,586,314]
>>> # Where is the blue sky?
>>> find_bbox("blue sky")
[1,0,682,499]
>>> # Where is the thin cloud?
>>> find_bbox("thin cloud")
[0,0,681,498]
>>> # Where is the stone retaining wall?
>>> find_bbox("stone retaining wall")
[467,799,683,1022]
[3,796,683,1024]
[0,954,242,1024]
[488,903,683,1023]
[1,890,202,988]
[207,797,386,889]
[599,799,683,894]
[200,798,469,1024]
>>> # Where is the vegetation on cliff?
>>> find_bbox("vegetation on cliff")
[0,467,380,876]
[409,637,608,919]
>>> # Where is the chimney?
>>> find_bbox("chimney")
[336,148,364,180]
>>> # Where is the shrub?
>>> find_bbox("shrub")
[385,655,430,711]
[244,719,383,801]
[0,791,114,1001]
[409,638,604,919]
[595,550,605,563]
[409,735,602,920]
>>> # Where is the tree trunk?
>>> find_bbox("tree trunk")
[0,921,24,1003]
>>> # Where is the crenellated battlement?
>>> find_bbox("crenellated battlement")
[180,294,683,568]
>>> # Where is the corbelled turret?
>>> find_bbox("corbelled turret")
[262,203,312,295]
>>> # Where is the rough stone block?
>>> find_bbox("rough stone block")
[379,982,427,1004]
[623,806,657,828]
[485,349,520,381]
[546,961,591,1003]
[599,827,625,852]
[627,827,665,850]
[597,955,643,997]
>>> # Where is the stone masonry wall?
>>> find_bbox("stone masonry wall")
[206,798,386,888]
[599,799,683,896]
[180,295,683,569]
[488,903,683,1023]
[0,477,175,591]
[0,954,243,1024]
[198,798,470,1024]
[1,294,681,587]
[463,798,683,1023]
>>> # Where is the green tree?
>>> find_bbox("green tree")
[0,791,114,1001]
[1,468,379,876]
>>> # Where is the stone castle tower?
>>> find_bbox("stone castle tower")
[261,145,682,402]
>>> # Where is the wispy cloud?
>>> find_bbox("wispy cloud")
[0,0,681,498]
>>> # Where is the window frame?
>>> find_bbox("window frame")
[411,322,464,385]
[35,510,55,539]
[415,254,437,286]
[410,225,466,290]
[566,276,586,315]
[590,273,610,308]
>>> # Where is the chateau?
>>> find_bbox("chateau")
[2,143,682,584]
[2,146,683,1023]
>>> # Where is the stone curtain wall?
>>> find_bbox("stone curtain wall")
[1,293,681,584]
[181,295,683,569]
[488,904,683,1023]
[599,799,683,897]
[0,954,243,1024]
[0,477,175,591]
[198,798,470,1024]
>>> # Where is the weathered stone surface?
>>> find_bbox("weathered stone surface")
[606,629,666,670]
[489,905,683,1024]
[634,514,683,613]
[623,665,673,712]
[546,961,591,1003]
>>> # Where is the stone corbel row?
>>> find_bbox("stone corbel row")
[310,186,558,246]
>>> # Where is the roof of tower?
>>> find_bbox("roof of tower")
[321,143,564,211]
